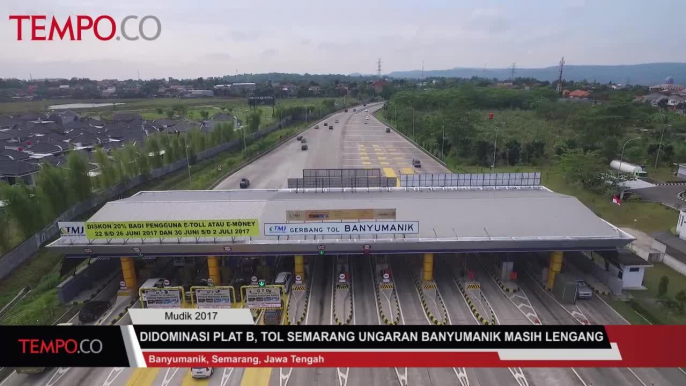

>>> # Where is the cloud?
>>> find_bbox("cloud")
[300,38,311,46]
[231,30,262,42]
[259,49,278,60]
[204,53,232,61]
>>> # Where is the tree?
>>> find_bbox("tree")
[93,148,119,188]
[557,150,609,193]
[172,104,189,118]
[36,163,72,217]
[200,110,209,120]
[0,181,45,237]
[246,111,261,134]
[146,136,163,169]
[155,107,163,115]
[505,139,521,166]
[676,290,686,312]
[67,151,92,201]
[658,275,670,298]
[166,110,174,119]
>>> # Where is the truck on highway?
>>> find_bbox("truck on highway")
[610,160,647,177]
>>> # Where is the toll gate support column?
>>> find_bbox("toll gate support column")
[208,256,221,285]
[295,255,305,281]
[546,251,563,290]
[422,253,434,282]
[121,257,137,290]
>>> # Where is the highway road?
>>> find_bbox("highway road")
[4,104,686,386]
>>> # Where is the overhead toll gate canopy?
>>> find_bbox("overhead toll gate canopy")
[48,186,635,257]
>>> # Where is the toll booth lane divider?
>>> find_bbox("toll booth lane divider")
[412,274,448,326]
[286,285,310,325]
[481,262,519,293]
[455,280,493,326]
[375,284,400,325]
[585,282,611,296]
[332,284,353,325]
[108,299,137,325]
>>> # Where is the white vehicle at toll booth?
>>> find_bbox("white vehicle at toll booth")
[192,367,214,379]
[275,272,293,293]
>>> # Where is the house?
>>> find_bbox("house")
[371,80,389,93]
[24,142,65,156]
[151,119,179,130]
[112,112,143,122]
[586,249,652,289]
[308,85,321,94]
[568,90,591,99]
[69,133,102,147]
[0,159,40,185]
[101,87,116,97]
[58,110,80,125]
[38,132,70,144]
[169,121,201,133]
[229,83,256,94]
[0,148,31,161]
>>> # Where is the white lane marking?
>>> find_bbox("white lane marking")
[336,367,350,386]
[102,367,126,386]
[508,367,530,386]
[522,271,589,325]
[387,259,407,386]
[594,292,631,325]
[452,368,470,386]
[279,367,293,386]
[220,368,234,386]
[627,368,648,386]
[0,371,15,386]
[159,367,180,386]
[45,367,70,386]
[571,368,588,386]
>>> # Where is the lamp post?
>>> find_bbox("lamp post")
[619,137,642,174]
[654,124,670,169]
[185,145,192,187]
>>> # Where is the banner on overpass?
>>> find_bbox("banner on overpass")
[84,219,259,239]
[286,209,396,221]
[264,221,419,236]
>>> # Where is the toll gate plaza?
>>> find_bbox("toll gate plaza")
[49,171,635,320]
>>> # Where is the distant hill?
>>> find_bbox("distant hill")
[387,63,686,86]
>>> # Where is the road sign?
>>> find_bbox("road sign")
[194,288,232,309]
[258,279,266,287]
[382,272,390,283]
[141,288,182,309]
[295,275,302,284]
[85,219,259,239]
[339,273,346,283]
[317,245,325,251]
[119,281,126,288]
[163,279,170,286]
[466,283,480,290]
[245,287,281,308]
[223,246,232,251]
[207,278,215,287]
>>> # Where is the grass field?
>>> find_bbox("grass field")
[617,263,686,325]
[644,166,678,182]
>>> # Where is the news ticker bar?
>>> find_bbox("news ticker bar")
[2,325,685,368]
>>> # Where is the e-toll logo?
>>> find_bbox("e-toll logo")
[18,339,103,354]
[8,15,161,41]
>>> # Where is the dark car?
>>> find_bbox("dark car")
[78,301,111,323]
[353,108,356,112]
[296,135,303,141]
[363,103,367,106]
[301,144,308,150]
[300,138,307,144]
[240,178,250,189]
[412,159,421,168]
[329,125,334,130]
[324,122,328,126]
[345,109,348,112]
[385,127,391,133]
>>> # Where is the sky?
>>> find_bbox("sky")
[1,0,685,80]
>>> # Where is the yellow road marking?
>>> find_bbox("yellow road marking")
[126,369,161,386]
[362,161,371,165]
[372,144,379,147]
[383,167,401,187]
[401,167,415,175]
[378,157,386,160]
[241,369,273,386]
[181,369,210,386]
[360,156,369,160]
[380,162,390,165]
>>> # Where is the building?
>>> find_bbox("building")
[0,159,40,185]
[230,83,256,94]
[568,90,591,99]
[190,90,214,97]
[372,80,389,93]
[583,249,652,289]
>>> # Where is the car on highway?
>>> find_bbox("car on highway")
[191,367,214,379]
[365,108,368,112]
[576,280,593,299]
[344,109,348,112]
[329,125,334,130]
[365,116,369,120]
[78,300,111,323]
[324,122,328,126]
[353,108,356,112]
[335,119,339,123]
[314,124,319,129]
[275,272,294,293]
[412,159,421,168]
[297,135,303,141]
[385,127,391,133]
[364,121,367,124]
[301,138,307,143]
[301,144,308,150]
[240,178,250,189]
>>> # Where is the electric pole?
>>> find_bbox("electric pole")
[510,63,516,81]
[377,58,382,79]
[556,57,565,94]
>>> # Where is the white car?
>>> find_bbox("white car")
[275,271,294,293]
[191,367,214,379]
[365,116,369,120]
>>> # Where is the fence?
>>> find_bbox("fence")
[303,168,382,178]
[287,176,397,189]
[0,116,294,280]
[399,172,541,188]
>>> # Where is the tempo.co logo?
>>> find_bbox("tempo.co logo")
[18,339,103,354]
[8,15,161,41]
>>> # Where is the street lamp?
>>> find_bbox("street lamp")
[619,137,642,174]
[654,124,671,169]
[185,144,192,187]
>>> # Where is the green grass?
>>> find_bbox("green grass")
[606,298,655,325]
[644,166,678,182]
